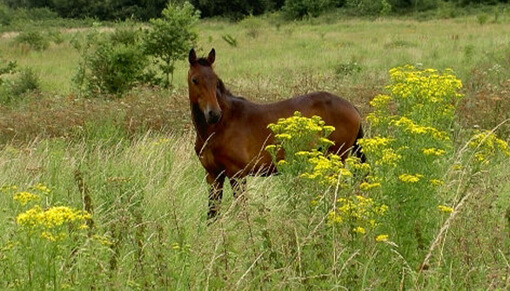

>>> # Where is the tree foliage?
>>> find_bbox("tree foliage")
[1,0,510,20]
[143,1,199,88]
[190,0,283,19]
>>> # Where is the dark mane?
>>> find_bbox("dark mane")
[217,78,246,101]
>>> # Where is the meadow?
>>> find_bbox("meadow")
[1,12,510,290]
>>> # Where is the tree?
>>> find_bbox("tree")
[144,1,199,88]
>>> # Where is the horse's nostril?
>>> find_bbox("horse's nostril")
[206,110,221,124]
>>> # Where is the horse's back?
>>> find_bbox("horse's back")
[292,92,361,153]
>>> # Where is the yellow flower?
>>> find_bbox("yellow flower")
[398,173,424,183]
[377,148,401,166]
[16,205,91,229]
[369,94,392,108]
[375,234,389,242]
[1,185,18,192]
[264,144,276,151]
[359,182,381,191]
[422,148,446,156]
[275,133,291,140]
[357,136,393,153]
[276,160,287,166]
[438,205,454,213]
[429,179,444,186]
[468,130,510,164]
[30,183,51,193]
[353,226,366,234]
[40,231,58,242]
[13,191,40,205]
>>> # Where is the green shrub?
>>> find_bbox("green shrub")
[0,64,40,104]
[10,68,40,97]
[13,30,50,51]
[75,27,149,96]
[84,41,147,96]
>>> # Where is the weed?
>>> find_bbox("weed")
[221,34,238,47]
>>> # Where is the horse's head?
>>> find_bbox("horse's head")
[188,48,222,124]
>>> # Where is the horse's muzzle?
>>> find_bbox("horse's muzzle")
[206,109,222,124]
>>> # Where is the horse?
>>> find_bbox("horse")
[187,48,366,219]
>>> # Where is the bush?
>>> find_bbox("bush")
[0,63,40,104]
[10,67,40,97]
[13,30,50,51]
[74,27,149,96]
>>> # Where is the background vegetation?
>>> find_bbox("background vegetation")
[1,0,510,21]
[0,0,509,290]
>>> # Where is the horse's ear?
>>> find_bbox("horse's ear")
[207,48,215,65]
[189,48,197,65]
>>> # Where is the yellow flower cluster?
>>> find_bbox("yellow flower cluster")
[29,183,51,194]
[16,205,91,241]
[266,112,338,172]
[268,111,335,145]
[13,191,40,206]
[328,195,388,235]
[378,148,401,166]
[300,153,353,187]
[357,137,401,167]
[359,181,381,191]
[437,205,454,213]
[422,147,446,156]
[429,179,444,186]
[375,234,390,242]
[468,130,510,164]
[387,65,463,104]
[369,94,392,108]
[391,117,450,141]
[357,136,393,153]
[398,173,424,183]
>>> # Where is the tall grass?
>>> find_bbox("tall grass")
[0,126,508,289]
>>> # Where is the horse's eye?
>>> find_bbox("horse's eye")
[192,77,198,85]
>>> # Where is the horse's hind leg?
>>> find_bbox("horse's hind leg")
[230,177,248,216]
[207,172,225,220]
[229,177,247,199]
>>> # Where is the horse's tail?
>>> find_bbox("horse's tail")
[352,124,367,164]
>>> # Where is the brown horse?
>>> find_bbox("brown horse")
[188,48,365,219]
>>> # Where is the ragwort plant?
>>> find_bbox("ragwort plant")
[266,112,389,242]
[1,183,94,289]
[358,65,464,264]
[266,112,391,289]
[360,65,510,271]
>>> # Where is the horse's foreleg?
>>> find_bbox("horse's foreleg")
[207,173,225,220]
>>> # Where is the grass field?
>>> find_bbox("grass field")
[1,14,510,290]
